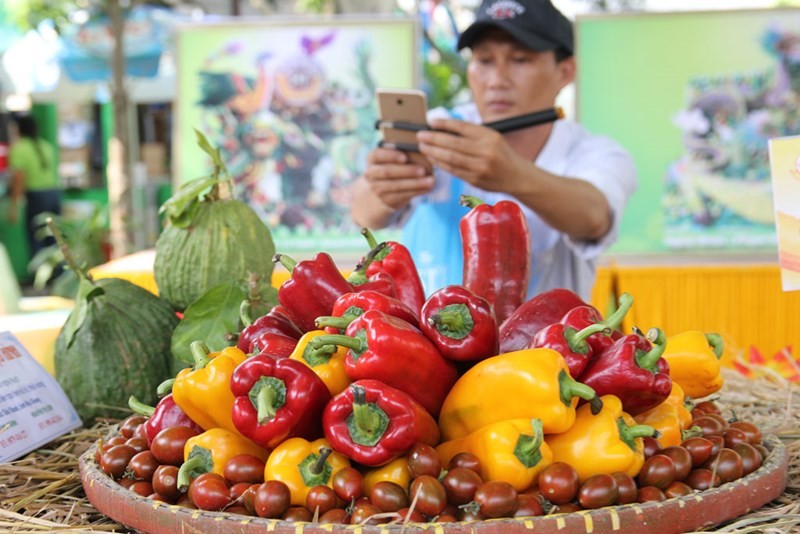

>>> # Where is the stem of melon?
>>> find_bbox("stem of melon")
[46,217,91,282]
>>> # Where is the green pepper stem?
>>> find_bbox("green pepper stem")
[273,254,297,272]
[351,385,378,433]
[240,299,254,328]
[566,323,610,353]
[176,453,205,492]
[315,316,355,330]
[430,303,474,340]
[189,340,212,369]
[46,217,90,281]
[558,369,603,414]
[636,327,667,371]
[156,379,175,396]
[459,194,486,208]
[361,227,379,249]
[348,384,389,446]
[127,396,155,417]
[311,333,364,353]
[256,382,279,423]
[513,419,544,468]
[600,292,634,332]
[705,333,724,359]
[621,420,658,442]
[348,242,387,285]
[310,448,333,476]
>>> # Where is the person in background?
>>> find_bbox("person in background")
[350,0,637,302]
[7,114,61,259]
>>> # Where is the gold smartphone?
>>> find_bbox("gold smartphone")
[376,88,431,169]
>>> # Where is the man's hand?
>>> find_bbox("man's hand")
[362,147,435,211]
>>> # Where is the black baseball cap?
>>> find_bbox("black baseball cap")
[457,0,574,55]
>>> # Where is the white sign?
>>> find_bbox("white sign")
[0,331,82,463]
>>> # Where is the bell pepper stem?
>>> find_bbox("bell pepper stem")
[513,419,545,468]
[348,384,389,446]
[310,447,333,476]
[618,417,658,450]
[176,446,213,492]
[256,381,278,423]
[600,292,634,332]
[459,194,486,208]
[189,340,212,369]
[705,333,724,359]
[348,242,387,285]
[315,316,355,331]
[361,227,379,249]
[565,323,611,353]
[636,327,667,371]
[127,396,155,417]
[558,369,603,414]
[311,332,367,359]
[430,303,474,340]
[299,448,334,487]
[240,299,254,328]
[156,379,175,396]
[273,253,297,273]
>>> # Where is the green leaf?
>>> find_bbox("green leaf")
[159,176,217,226]
[62,277,98,349]
[171,281,246,363]
[194,128,230,181]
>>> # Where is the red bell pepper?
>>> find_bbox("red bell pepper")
[499,288,590,353]
[250,332,297,359]
[459,195,531,325]
[347,242,397,298]
[419,284,498,362]
[527,322,611,378]
[128,394,203,447]
[274,252,355,333]
[559,292,634,355]
[578,327,672,416]
[362,228,427,314]
[317,290,419,335]
[237,304,303,354]
[311,309,458,417]
[230,354,331,449]
[322,380,440,466]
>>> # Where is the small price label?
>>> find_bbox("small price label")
[0,331,82,462]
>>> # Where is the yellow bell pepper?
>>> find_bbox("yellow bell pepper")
[264,437,350,506]
[289,330,351,396]
[436,418,553,492]
[169,341,248,435]
[662,331,724,398]
[633,383,692,448]
[437,348,602,440]
[362,457,411,497]
[176,428,269,491]
[545,395,657,482]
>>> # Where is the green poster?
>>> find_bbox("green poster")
[175,17,419,253]
[576,9,800,254]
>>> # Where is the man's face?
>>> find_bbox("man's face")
[467,28,574,123]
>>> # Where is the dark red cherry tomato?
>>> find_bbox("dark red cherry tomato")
[150,426,200,466]
[254,480,291,519]
[684,468,720,490]
[681,436,714,467]
[473,480,518,519]
[442,466,483,506]
[407,442,442,479]
[514,493,544,517]
[331,466,364,502]
[371,481,409,513]
[189,474,230,511]
[100,444,137,479]
[637,454,676,490]
[223,454,266,485]
[703,448,744,483]
[610,472,638,504]
[578,474,618,509]
[733,442,763,476]
[729,421,762,445]
[448,452,483,479]
[306,484,339,516]
[128,450,160,482]
[538,462,580,505]
[151,464,180,502]
[409,475,447,517]
[637,486,666,503]
[658,446,693,481]
[120,415,148,439]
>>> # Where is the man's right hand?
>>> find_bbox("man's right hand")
[361,147,435,211]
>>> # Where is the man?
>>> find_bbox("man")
[350,0,637,301]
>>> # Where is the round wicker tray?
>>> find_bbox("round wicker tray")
[79,435,788,534]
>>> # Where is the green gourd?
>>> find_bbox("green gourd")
[154,130,275,311]
[51,223,179,424]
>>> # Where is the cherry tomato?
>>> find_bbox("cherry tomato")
[125,437,149,454]
[692,400,721,415]
[120,415,148,439]
[442,466,483,506]
[723,428,749,449]
[282,506,313,522]
[319,508,350,524]
[578,473,618,509]
[254,480,291,519]
[407,442,442,479]
[371,481,409,512]
[349,501,385,525]
[684,468,720,490]
[692,415,727,437]
[658,446,692,481]
[703,448,743,483]
[118,477,135,489]
[100,444,137,479]
[229,481,253,502]
[129,481,154,497]
[151,464,180,502]
[554,502,582,514]
[681,436,714,466]
[393,507,427,523]
[707,435,725,456]
[729,421,762,445]
[128,450,160,482]
[133,423,148,441]
[331,466,364,502]
[304,484,338,516]
[733,442,763,476]
[538,462,580,505]
[642,436,661,459]
[409,475,447,517]
[474,480,518,519]
[436,512,457,522]
[637,486,666,502]
[664,481,694,498]
[150,426,200,466]
[514,493,544,517]
[637,454,676,490]
[610,472,638,505]
[225,505,251,516]
[447,452,483,478]
[189,473,230,511]
[223,454,266,485]
[457,502,484,521]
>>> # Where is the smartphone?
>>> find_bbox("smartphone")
[376,88,431,169]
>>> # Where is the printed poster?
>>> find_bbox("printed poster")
[768,135,800,291]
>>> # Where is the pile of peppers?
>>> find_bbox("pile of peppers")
[147,212,726,501]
